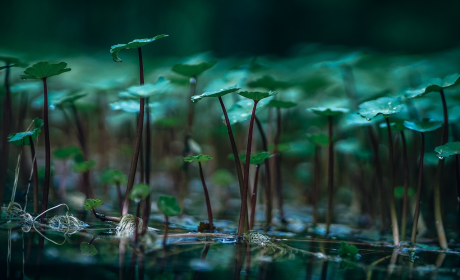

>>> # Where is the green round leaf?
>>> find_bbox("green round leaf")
[223,97,273,125]
[247,151,272,165]
[80,242,98,256]
[84,199,103,211]
[307,133,330,146]
[211,169,235,186]
[338,241,358,260]
[379,119,406,131]
[20,61,71,80]
[434,142,460,158]
[158,196,181,217]
[172,61,217,77]
[308,107,349,117]
[403,119,442,133]
[191,85,240,103]
[237,91,277,101]
[54,92,87,108]
[183,154,213,163]
[344,111,380,127]
[267,100,297,109]
[358,97,405,120]
[246,75,290,90]
[130,183,151,201]
[100,168,127,185]
[405,73,460,98]
[7,118,43,146]
[0,56,27,68]
[54,146,82,159]
[121,77,171,98]
[74,160,96,173]
[110,35,168,62]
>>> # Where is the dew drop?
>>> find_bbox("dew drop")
[366,118,371,121]
[438,156,444,160]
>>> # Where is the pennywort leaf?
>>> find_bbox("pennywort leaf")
[21,61,71,80]
[84,199,103,211]
[158,196,181,217]
[110,35,168,62]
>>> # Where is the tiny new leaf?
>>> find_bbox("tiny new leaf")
[21,61,71,80]
[237,91,277,101]
[110,34,168,62]
[129,183,151,201]
[435,142,460,158]
[84,199,103,211]
[7,118,44,146]
[403,119,442,133]
[158,196,181,217]
[171,61,217,77]
[338,241,359,260]
[358,97,405,120]
[183,154,213,163]
[191,85,240,103]
[80,242,98,256]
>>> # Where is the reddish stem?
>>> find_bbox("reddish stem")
[29,136,39,214]
[142,97,151,235]
[326,116,334,235]
[385,117,399,245]
[274,107,285,222]
[40,78,51,221]
[312,145,320,224]
[198,161,214,230]
[411,132,425,244]
[400,131,409,241]
[249,165,260,230]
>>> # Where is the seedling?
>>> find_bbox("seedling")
[110,35,168,216]
[7,118,43,213]
[268,100,297,223]
[434,141,460,238]
[358,97,405,245]
[21,61,71,220]
[235,90,277,238]
[404,119,442,244]
[158,195,181,247]
[308,107,348,235]
[183,154,215,231]
[129,183,151,241]
[100,168,128,215]
[338,241,359,269]
[84,199,119,222]
[405,73,460,249]
[80,241,98,256]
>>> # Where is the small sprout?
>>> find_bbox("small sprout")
[7,118,43,146]
[308,107,349,117]
[183,154,213,163]
[237,91,277,102]
[80,242,98,256]
[358,97,405,120]
[129,183,150,201]
[434,142,460,158]
[338,241,359,260]
[74,160,96,173]
[267,100,297,108]
[158,196,181,217]
[20,61,71,80]
[172,61,217,77]
[84,199,103,211]
[247,75,290,90]
[403,119,443,133]
[110,35,168,62]
[191,85,240,103]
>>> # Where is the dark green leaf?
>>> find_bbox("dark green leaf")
[338,241,358,260]
[183,154,213,163]
[172,61,217,77]
[434,142,460,158]
[130,183,150,201]
[405,73,460,98]
[54,92,87,107]
[53,146,82,159]
[246,75,290,90]
[80,242,98,256]
[84,199,103,211]
[110,35,168,62]
[7,118,43,146]
[191,85,240,103]
[155,117,181,128]
[100,168,127,185]
[246,151,272,165]
[20,61,71,80]
[308,107,349,117]
[237,91,277,101]
[358,97,405,120]
[158,196,181,216]
[344,111,380,127]
[267,100,297,109]
[379,119,406,131]
[307,133,330,146]
[74,160,96,173]
[403,119,442,133]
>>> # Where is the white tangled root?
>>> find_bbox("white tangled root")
[116,214,143,237]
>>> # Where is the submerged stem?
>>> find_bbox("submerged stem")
[400,131,409,241]
[29,136,39,214]
[411,132,425,244]
[198,162,214,230]
[142,97,152,235]
[274,107,285,222]
[249,165,260,230]
[326,116,334,235]
[385,117,399,245]
[163,215,169,248]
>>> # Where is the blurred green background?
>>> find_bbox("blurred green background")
[2,0,460,58]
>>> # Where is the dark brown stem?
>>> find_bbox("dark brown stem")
[0,64,11,206]
[312,145,320,224]
[254,116,273,228]
[274,108,285,222]
[41,78,51,221]
[400,131,409,241]
[29,136,39,214]
[385,117,399,245]
[163,215,169,248]
[411,132,425,244]
[122,48,145,216]
[326,116,334,235]
[218,97,248,229]
[91,208,121,222]
[116,182,123,215]
[249,165,260,229]
[198,161,214,230]
[237,100,258,238]
[142,97,151,235]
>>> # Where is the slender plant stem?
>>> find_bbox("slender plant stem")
[198,162,214,230]
[385,117,400,245]
[218,96,248,229]
[142,97,151,234]
[274,108,285,222]
[29,136,39,214]
[237,100,259,237]
[249,165,260,230]
[163,215,169,248]
[116,182,123,215]
[312,145,320,224]
[400,131,409,241]
[187,77,197,136]
[455,155,460,239]
[134,201,141,243]
[40,78,51,221]
[326,116,334,235]
[411,132,425,244]
[433,89,448,249]
[122,48,145,216]
[91,208,120,222]
[254,116,273,228]
[0,65,11,206]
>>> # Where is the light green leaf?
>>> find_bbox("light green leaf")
[267,100,297,109]
[191,85,240,103]
[130,183,150,201]
[158,196,181,216]
[20,61,71,80]
[245,151,273,165]
[308,107,349,117]
[99,168,127,185]
[172,61,217,77]
[7,118,43,146]
[344,111,380,127]
[74,160,96,173]
[80,242,98,256]
[110,35,168,62]
[224,97,273,125]
[403,119,442,133]
[121,77,171,98]
[183,154,213,163]
[237,91,277,101]
[246,75,289,90]
[84,199,103,211]
[405,73,460,98]
[434,142,460,158]
[358,97,405,120]
[211,169,235,186]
